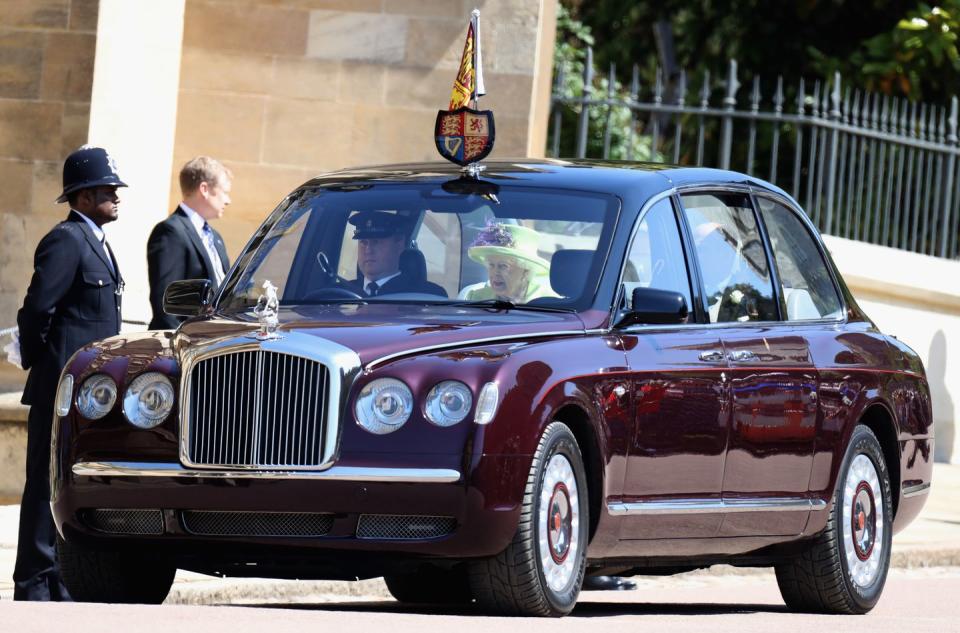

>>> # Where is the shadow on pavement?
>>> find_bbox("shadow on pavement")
[238,599,789,617]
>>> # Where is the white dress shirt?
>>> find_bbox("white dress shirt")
[180,203,225,285]
[362,271,401,295]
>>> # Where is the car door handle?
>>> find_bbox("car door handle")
[698,350,725,362]
[728,350,758,362]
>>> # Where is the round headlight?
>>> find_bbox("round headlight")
[123,372,174,429]
[355,378,413,434]
[424,381,473,427]
[76,374,117,420]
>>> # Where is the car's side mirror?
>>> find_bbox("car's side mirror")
[163,279,214,317]
[616,287,689,328]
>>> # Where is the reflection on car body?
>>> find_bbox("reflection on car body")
[51,160,932,616]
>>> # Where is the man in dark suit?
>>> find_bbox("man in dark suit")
[14,146,127,601]
[348,211,446,297]
[147,156,232,329]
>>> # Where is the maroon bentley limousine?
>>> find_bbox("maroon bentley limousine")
[51,160,933,616]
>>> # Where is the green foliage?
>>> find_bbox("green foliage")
[560,0,960,102]
[809,2,960,100]
[549,6,658,161]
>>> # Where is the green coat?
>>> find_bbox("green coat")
[460,275,559,303]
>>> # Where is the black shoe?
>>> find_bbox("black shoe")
[582,575,637,591]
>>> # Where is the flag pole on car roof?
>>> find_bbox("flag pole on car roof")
[471,9,485,110]
[436,9,495,175]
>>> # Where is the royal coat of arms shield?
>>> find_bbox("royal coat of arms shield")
[435,107,496,167]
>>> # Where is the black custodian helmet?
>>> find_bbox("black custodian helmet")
[56,146,128,203]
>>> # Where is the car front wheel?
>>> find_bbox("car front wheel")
[775,424,893,614]
[57,536,176,604]
[469,421,588,616]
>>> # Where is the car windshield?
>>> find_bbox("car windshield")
[219,181,620,312]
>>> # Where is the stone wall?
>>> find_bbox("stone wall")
[0,0,99,390]
[170,0,557,257]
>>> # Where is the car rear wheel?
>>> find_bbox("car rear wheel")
[57,536,176,604]
[775,424,893,614]
[383,565,473,604]
[468,421,588,617]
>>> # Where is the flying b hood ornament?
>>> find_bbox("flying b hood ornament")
[435,9,494,177]
[252,280,281,341]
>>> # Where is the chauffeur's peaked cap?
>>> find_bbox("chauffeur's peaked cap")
[349,210,409,239]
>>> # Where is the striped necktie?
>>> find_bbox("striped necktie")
[202,222,225,285]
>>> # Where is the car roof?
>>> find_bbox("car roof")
[300,158,800,209]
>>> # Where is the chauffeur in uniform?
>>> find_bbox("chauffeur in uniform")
[348,210,446,297]
[14,146,127,601]
[147,156,231,330]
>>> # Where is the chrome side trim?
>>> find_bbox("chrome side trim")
[364,330,586,371]
[607,497,827,516]
[73,461,461,483]
[902,482,932,498]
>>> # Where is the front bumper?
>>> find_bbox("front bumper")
[52,453,531,574]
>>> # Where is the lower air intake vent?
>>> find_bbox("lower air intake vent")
[181,511,334,537]
[85,509,164,535]
[356,514,456,540]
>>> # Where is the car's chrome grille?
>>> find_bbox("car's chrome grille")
[181,511,333,537]
[187,350,329,468]
[356,514,456,540]
[85,509,164,535]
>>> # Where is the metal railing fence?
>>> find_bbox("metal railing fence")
[550,50,960,259]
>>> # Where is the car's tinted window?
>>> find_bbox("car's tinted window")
[623,198,692,311]
[219,184,619,312]
[758,198,843,320]
[682,193,777,323]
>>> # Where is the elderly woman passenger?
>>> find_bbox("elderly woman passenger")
[459,223,558,303]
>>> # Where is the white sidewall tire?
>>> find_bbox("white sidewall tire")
[835,425,893,611]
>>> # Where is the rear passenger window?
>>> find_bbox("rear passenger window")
[623,199,692,311]
[758,198,844,320]
[682,193,778,323]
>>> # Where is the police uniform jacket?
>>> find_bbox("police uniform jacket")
[147,206,229,330]
[17,212,122,406]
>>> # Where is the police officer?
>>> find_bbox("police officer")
[13,146,126,601]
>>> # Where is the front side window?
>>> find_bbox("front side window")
[682,193,777,323]
[758,198,844,320]
[622,198,692,311]
[219,183,618,312]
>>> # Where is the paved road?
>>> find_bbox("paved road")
[1,567,956,632]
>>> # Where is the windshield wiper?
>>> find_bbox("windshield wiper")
[448,299,573,313]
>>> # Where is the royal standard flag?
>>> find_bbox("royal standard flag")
[449,11,486,110]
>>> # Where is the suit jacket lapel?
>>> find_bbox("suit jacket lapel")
[70,213,117,280]
[173,207,216,279]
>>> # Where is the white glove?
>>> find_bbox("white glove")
[3,329,22,368]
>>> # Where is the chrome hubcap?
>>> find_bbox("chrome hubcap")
[538,453,580,592]
[842,454,884,588]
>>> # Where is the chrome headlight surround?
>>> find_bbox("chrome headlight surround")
[424,380,473,427]
[123,372,175,429]
[76,374,117,420]
[55,374,74,417]
[355,378,413,435]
